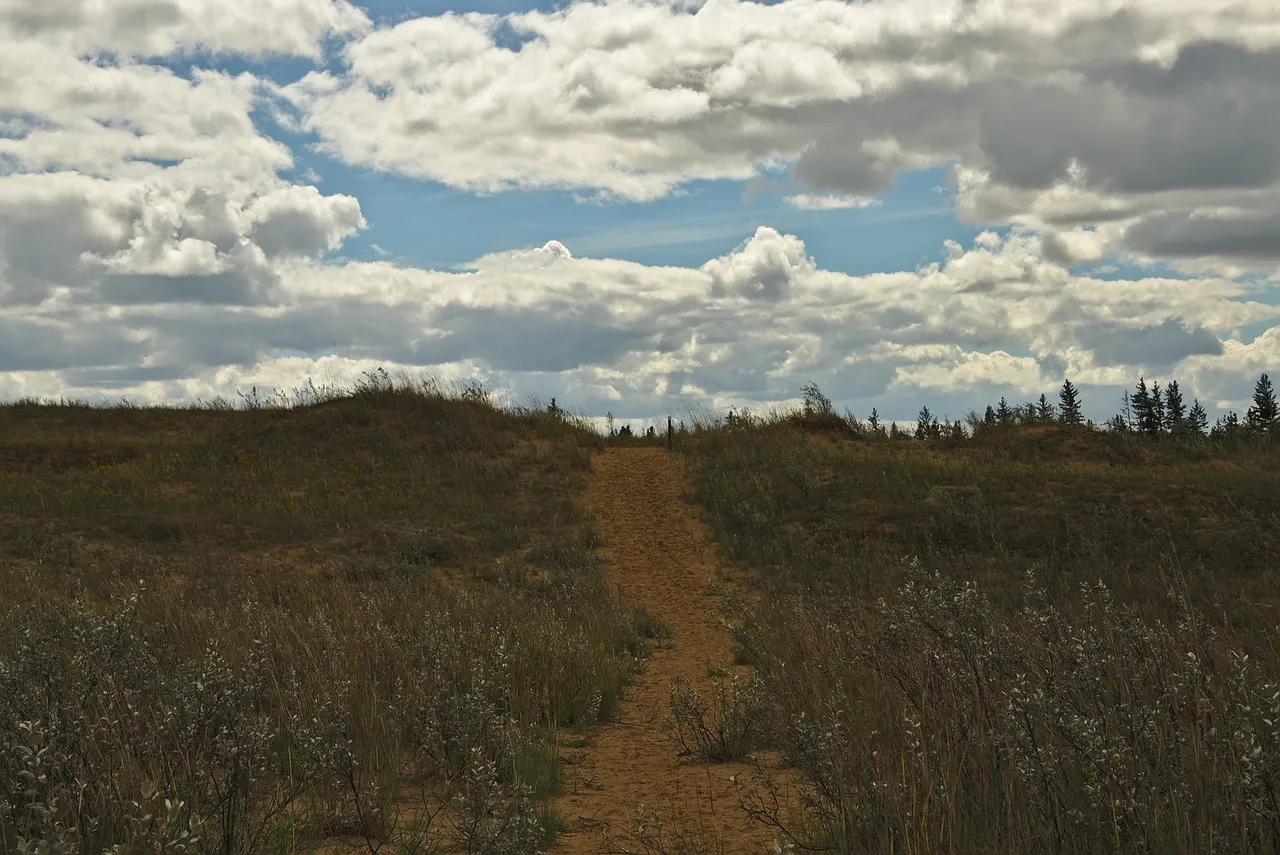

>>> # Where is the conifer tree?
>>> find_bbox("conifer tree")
[984,404,997,427]
[1150,381,1166,435]
[1212,411,1242,438]
[868,407,881,433]
[1105,414,1129,432]
[1164,381,1187,435]
[1188,399,1208,436]
[915,405,936,440]
[1058,378,1082,424]
[1246,373,1278,434]
[1036,393,1054,422]
[996,397,1012,425]
[1132,378,1159,436]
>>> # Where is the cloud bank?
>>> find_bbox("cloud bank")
[282,0,1280,272]
[1,0,1278,423]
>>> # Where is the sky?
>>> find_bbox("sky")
[2,0,1279,427]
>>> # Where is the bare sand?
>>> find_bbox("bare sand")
[550,447,779,855]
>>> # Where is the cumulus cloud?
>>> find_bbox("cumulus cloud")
[247,186,366,259]
[2,0,1279,424]
[6,217,1278,422]
[701,226,815,300]
[0,0,370,58]
[783,193,881,210]
[279,0,1280,271]
[0,0,366,308]
[892,348,1046,394]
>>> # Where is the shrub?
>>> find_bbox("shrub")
[666,675,763,763]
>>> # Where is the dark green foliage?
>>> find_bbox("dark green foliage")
[1213,411,1243,438]
[1058,379,1082,424]
[1151,380,1166,433]
[1035,393,1054,423]
[915,405,938,440]
[1188,399,1209,436]
[1132,378,1160,436]
[801,382,833,416]
[1164,380,1187,434]
[996,397,1012,425]
[1247,373,1278,434]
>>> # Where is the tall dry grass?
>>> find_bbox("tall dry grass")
[682,409,1280,853]
[0,372,659,855]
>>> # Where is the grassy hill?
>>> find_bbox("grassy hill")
[0,374,660,855]
[680,411,1280,853]
[4,375,1280,854]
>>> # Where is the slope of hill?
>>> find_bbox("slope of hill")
[682,411,1280,853]
[0,377,660,854]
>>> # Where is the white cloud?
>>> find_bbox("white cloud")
[279,0,1280,271]
[2,0,1279,425]
[0,0,367,306]
[247,185,366,259]
[0,0,370,59]
[892,348,1047,394]
[5,218,1277,422]
[700,226,816,300]
[783,193,881,210]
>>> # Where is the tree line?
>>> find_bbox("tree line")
[795,374,1279,441]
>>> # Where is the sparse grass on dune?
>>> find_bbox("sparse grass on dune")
[0,372,658,855]
[689,418,1280,626]
[681,411,1280,853]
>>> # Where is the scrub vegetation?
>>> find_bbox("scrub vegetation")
[5,367,1279,854]
[0,371,660,855]
[679,376,1280,854]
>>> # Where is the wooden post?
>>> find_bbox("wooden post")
[667,416,673,451]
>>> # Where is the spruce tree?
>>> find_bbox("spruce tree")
[1212,411,1242,438]
[1164,381,1187,435]
[1132,378,1159,436]
[1058,378,1082,424]
[996,397,1012,425]
[1246,373,1278,434]
[868,407,881,433]
[984,404,997,427]
[1150,381,1166,435]
[915,405,936,440]
[1036,393,1054,422]
[1188,399,1209,436]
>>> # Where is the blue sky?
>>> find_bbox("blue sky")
[1,0,1278,425]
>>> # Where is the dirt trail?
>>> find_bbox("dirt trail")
[551,447,776,855]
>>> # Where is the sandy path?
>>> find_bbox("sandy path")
[550,447,776,855]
